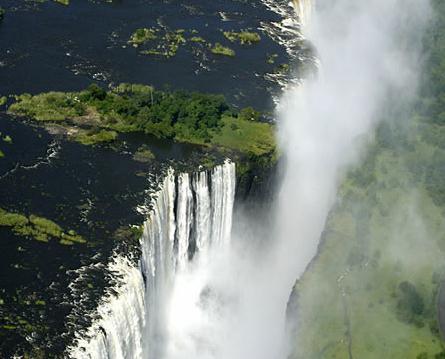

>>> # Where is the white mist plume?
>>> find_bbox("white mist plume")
[276,0,430,281]
[157,1,431,359]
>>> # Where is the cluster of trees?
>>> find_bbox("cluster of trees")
[368,0,445,207]
[81,83,230,142]
[9,83,276,155]
[416,0,445,206]
[396,281,425,325]
[418,0,445,126]
[336,2,445,355]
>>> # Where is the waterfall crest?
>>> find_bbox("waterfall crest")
[67,160,236,359]
[293,0,312,29]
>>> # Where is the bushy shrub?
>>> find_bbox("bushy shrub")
[396,281,424,324]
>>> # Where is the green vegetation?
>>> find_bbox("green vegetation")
[128,28,157,47]
[133,145,155,162]
[223,30,261,45]
[54,0,69,5]
[238,106,261,121]
[129,28,186,58]
[211,43,235,57]
[0,131,12,156]
[0,96,6,106]
[72,129,117,145]
[267,53,278,64]
[0,208,85,245]
[190,36,206,43]
[0,7,5,20]
[127,27,262,59]
[290,125,445,358]
[113,225,144,242]
[397,281,425,326]
[10,92,85,122]
[290,1,445,358]
[274,63,290,75]
[211,116,275,155]
[0,297,51,359]
[8,83,276,157]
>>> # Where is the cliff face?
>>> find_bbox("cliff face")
[235,154,282,203]
[230,153,282,247]
[283,0,445,357]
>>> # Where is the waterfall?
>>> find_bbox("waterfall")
[293,0,312,28]
[66,256,146,359]
[67,160,236,359]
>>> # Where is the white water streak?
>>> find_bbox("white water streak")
[67,256,146,359]
[67,160,236,359]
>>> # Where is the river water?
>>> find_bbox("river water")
[0,0,299,356]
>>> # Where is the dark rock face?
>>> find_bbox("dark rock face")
[232,155,284,246]
[235,156,283,203]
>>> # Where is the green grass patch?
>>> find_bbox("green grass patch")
[129,28,186,58]
[0,208,86,245]
[211,116,275,156]
[9,92,86,122]
[133,145,155,162]
[211,43,235,57]
[128,28,158,47]
[223,30,261,45]
[190,36,206,43]
[72,129,118,146]
[267,53,278,64]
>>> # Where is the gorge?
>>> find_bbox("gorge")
[0,0,443,358]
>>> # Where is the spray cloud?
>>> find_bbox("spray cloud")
[157,0,431,358]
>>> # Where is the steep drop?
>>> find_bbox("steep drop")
[67,160,236,359]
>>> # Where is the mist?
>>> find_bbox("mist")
[156,0,431,358]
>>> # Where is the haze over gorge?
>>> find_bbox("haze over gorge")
[0,0,443,358]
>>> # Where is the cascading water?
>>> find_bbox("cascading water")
[141,162,235,358]
[138,0,428,358]
[66,1,428,358]
[67,160,236,359]
[293,0,312,28]
[66,256,146,359]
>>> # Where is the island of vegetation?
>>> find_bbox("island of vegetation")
[128,28,187,58]
[0,208,85,245]
[133,145,155,163]
[127,27,260,58]
[8,83,276,159]
[223,30,261,45]
[211,43,236,57]
[128,28,158,47]
[289,1,445,358]
[0,131,13,158]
